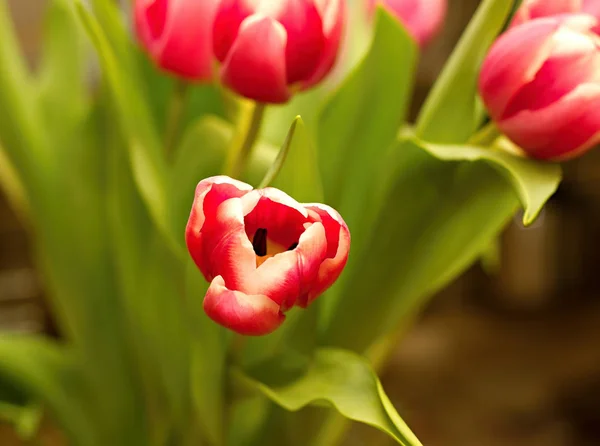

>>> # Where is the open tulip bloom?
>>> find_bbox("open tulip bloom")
[186,176,349,335]
[0,0,577,445]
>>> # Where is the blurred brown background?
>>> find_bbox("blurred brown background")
[2,0,600,445]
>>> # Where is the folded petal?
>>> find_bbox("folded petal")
[204,276,285,335]
[186,177,253,279]
[304,0,345,88]
[220,15,291,103]
[303,204,350,305]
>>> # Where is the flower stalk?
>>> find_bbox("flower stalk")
[224,101,266,179]
[164,80,190,159]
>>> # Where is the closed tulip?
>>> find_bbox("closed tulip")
[367,0,447,47]
[186,176,350,335]
[212,0,346,103]
[134,0,219,80]
[479,14,600,160]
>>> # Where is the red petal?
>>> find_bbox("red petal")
[242,188,309,248]
[220,15,291,103]
[303,204,350,306]
[213,0,255,62]
[304,0,345,87]
[203,276,285,335]
[158,0,220,80]
[186,176,253,280]
[499,82,600,160]
[274,0,326,84]
[510,0,580,29]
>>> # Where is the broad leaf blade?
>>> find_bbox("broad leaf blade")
[416,0,516,143]
[323,140,519,352]
[238,348,422,446]
[411,136,561,224]
[318,7,417,208]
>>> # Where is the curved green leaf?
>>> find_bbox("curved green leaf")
[410,135,561,224]
[74,2,181,256]
[323,139,519,352]
[237,348,422,446]
[318,7,417,208]
[416,0,516,143]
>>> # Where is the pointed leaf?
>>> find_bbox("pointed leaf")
[416,0,516,142]
[262,117,324,203]
[237,348,422,446]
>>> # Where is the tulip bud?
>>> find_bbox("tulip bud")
[367,0,447,47]
[212,0,346,103]
[134,0,219,81]
[511,0,600,33]
[479,14,600,160]
[186,176,350,335]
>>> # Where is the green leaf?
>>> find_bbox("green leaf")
[237,348,422,446]
[323,139,519,352]
[0,336,92,445]
[261,117,324,203]
[186,261,230,446]
[317,9,417,306]
[170,115,231,235]
[75,2,181,255]
[410,135,561,224]
[37,0,88,153]
[0,0,50,186]
[415,0,516,143]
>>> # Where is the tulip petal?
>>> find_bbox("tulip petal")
[160,0,221,80]
[303,204,350,305]
[134,0,168,49]
[272,0,325,84]
[212,0,255,62]
[510,0,581,29]
[500,82,600,159]
[479,14,597,119]
[501,31,600,118]
[204,276,285,335]
[304,0,345,87]
[186,177,253,280]
[242,188,309,247]
[220,15,291,103]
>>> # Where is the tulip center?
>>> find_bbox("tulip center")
[252,228,298,267]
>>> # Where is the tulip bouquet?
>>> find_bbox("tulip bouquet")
[1,0,593,444]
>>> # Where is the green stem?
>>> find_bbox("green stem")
[164,80,189,159]
[224,102,266,179]
[468,121,501,146]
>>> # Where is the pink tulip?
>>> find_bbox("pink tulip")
[186,176,350,335]
[134,0,219,80]
[511,0,600,33]
[212,0,346,103]
[479,14,600,160]
[367,0,447,47]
